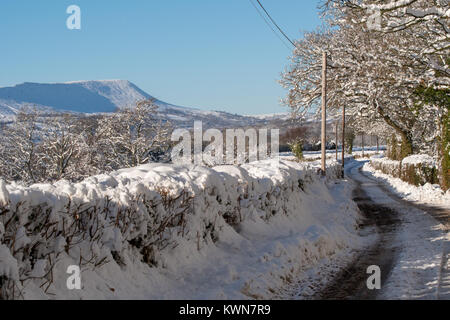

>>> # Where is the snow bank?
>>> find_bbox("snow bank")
[370,157,402,178]
[0,159,361,299]
[363,162,450,207]
[402,154,436,167]
[370,154,439,187]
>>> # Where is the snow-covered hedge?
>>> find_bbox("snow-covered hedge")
[0,159,347,299]
[370,154,438,186]
[401,155,438,186]
[370,158,401,178]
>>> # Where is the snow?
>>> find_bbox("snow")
[1,155,446,299]
[279,159,449,300]
[246,113,291,121]
[67,80,152,110]
[0,245,19,280]
[0,179,9,206]
[0,159,365,299]
[402,154,436,167]
[29,260,48,279]
[379,207,447,300]
[363,161,450,208]
[14,227,31,251]
[283,148,383,162]
[349,160,448,299]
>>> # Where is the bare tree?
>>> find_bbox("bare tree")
[98,100,172,170]
[1,109,44,183]
[41,114,83,181]
[73,115,105,177]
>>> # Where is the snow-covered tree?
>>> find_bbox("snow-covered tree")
[321,0,448,187]
[98,100,172,170]
[72,115,105,177]
[41,114,83,181]
[324,0,448,56]
[0,102,173,184]
[0,110,45,183]
[282,0,448,159]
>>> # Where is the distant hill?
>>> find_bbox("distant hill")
[0,80,271,128]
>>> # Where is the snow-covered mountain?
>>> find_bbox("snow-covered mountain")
[0,80,268,128]
[248,112,291,121]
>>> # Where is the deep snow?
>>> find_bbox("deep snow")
[1,157,447,300]
[363,160,450,208]
[0,159,365,299]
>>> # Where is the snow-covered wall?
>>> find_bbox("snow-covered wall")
[0,159,360,299]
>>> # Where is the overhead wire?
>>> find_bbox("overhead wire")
[248,0,292,50]
[254,0,297,48]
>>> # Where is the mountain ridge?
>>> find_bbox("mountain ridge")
[0,80,271,127]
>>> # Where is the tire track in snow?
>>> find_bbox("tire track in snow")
[311,160,449,299]
[312,161,400,299]
[358,165,450,300]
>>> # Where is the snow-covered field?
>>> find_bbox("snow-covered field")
[281,148,384,162]
[0,159,364,299]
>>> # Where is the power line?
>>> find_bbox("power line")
[248,0,292,50]
[254,0,297,48]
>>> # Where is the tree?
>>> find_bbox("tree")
[98,100,172,170]
[72,115,105,177]
[0,109,44,183]
[0,102,173,184]
[345,127,356,155]
[282,0,448,164]
[288,139,304,161]
[41,114,83,181]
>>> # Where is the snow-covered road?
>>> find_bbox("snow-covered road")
[317,159,450,299]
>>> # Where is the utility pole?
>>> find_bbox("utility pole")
[341,105,345,178]
[335,120,339,161]
[321,51,327,175]
[376,136,379,154]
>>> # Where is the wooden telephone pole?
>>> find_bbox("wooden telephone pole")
[321,51,327,174]
[376,136,379,153]
[335,121,339,161]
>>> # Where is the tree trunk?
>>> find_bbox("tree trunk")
[376,103,413,158]
[341,105,346,178]
[321,51,327,175]
[361,133,365,158]
[441,111,449,191]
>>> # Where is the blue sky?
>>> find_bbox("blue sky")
[0,0,322,115]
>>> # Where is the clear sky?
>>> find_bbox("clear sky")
[0,0,322,115]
